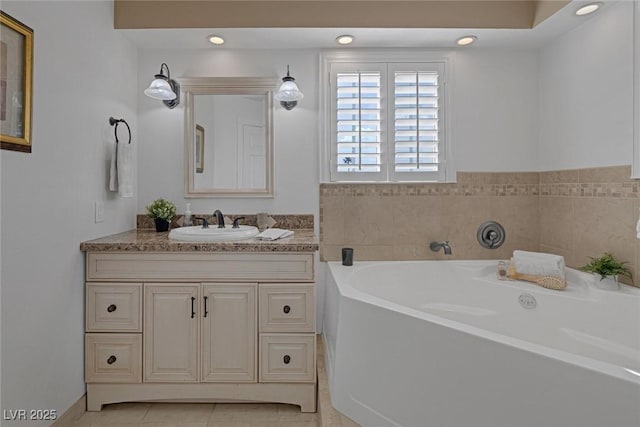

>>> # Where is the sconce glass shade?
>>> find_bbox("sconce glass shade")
[144,77,177,100]
[274,65,304,110]
[144,63,180,109]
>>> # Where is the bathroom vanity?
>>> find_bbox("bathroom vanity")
[80,227,318,412]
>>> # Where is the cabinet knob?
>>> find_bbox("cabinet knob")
[107,304,117,313]
[107,355,117,365]
[283,305,291,314]
[283,355,291,364]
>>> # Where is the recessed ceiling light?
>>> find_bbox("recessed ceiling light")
[207,35,225,45]
[575,2,601,16]
[456,36,477,46]
[336,35,354,45]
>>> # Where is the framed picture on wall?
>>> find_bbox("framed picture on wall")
[195,124,205,173]
[0,11,33,153]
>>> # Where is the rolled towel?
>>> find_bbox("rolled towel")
[255,228,294,241]
[512,250,566,279]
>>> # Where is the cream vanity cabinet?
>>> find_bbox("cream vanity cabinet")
[84,252,316,412]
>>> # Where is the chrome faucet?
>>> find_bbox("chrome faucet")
[213,209,225,228]
[430,241,452,255]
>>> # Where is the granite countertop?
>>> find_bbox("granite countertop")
[80,229,318,253]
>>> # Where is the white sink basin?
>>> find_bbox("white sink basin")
[168,225,259,242]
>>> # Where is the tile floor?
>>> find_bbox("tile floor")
[70,336,359,427]
[72,402,319,427]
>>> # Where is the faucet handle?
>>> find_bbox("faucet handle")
[193,217,209,228]
[232,217,245,229]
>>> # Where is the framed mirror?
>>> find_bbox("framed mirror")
[181,77,277,197]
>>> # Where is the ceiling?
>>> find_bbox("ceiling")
[118,0,610,49]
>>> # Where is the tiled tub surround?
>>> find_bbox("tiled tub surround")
[320,172,540,263]
[320,165,639,287]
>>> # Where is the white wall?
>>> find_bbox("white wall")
[137,47,540,334]
[137,47,540,216]
[538,0,634,170]
[0,1,137,423]
[454,49,540,172]
[138,49,319,216]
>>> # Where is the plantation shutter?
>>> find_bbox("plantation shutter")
[329,61,446,182]
[330,63,386,181]
[389,63,445,181]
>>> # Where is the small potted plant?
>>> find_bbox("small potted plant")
[146,198,177,232]
[580,252,633,290]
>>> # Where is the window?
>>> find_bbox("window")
[325,56,450,182]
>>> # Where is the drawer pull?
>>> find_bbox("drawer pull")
[107,355,117,365]
[191,297,196,319]
[283,355,291,364]
[283,305,291,314]
[107,304,117,313]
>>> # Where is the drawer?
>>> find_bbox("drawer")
[86,284,142,332]
[85,334,142,383]
[86,252,314,282]
[259,284,315,333]
[259,334,315,383]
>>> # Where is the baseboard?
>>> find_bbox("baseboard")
[51,394,85,427]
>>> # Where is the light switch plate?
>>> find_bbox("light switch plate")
[95,201,105,223]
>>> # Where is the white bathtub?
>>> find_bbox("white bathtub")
[323,260,640,427]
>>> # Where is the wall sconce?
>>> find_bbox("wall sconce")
[144,63,180,109]
[274,65,304,110]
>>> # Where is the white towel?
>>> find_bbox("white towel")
[255,228,294,241]
[117,142,134,198]
[512,250,566,279]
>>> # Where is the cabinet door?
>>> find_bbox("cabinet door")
[201,283,257,382]
[144,284,199,382]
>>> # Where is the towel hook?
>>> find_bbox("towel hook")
[109,117,131,144]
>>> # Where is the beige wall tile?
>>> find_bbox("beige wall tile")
[319,196,345,245]
[391,195,457,246]
[578,165,632,183]
[346,245,395,261]
[633,199,640,287]
[457,172,539,185]
[573,198,636,281]
[342,196,396,245]
[393,244,434,260]
[321,245,344,262]
[539,169,579,183]
[540,244,575,268]
[539,197,573,251]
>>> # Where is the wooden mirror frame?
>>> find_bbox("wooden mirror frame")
[180,77,277,198]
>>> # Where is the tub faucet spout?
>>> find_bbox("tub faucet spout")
[213,209,225,228]
[430,241,452,255]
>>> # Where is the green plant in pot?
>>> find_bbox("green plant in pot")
[580,252,632,289]
[146,198,177,232]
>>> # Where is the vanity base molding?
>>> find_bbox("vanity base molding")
[87,382,317,412]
